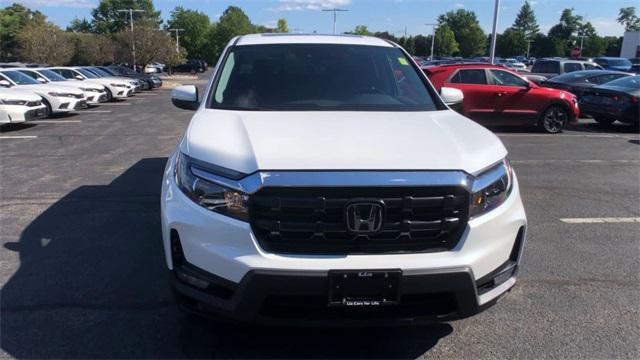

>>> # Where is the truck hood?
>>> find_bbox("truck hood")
[184,109,507,175]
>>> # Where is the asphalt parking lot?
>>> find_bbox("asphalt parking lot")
[1,71,639,359]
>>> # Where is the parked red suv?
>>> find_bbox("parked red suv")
[423,64,580,133]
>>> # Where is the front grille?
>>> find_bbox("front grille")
[249,186,469,255]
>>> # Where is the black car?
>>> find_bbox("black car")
[541,70,631,97]
[172,59,204,74]
[99,66,162,90]
[580,75,640,125]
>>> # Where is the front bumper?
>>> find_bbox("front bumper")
[161,158,527,325]
[1,104,48,122]
[580,102,639,124]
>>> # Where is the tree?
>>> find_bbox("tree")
[413,35,429,57]
[17,22,74,65]
[210,6,256,59]
[512,0,539,39]
[67,17,92,32]
[373,31,398,43]
[529,33,557,57]
[433,24,458,57]
[602,36,623,56]
[166,6,211,60]
[0,3,46,61]
[114,22,184,67]
[351,25,371,36]
[90,0,161,34]
[617,7,640,31]
[496,28,527,57]
[438,9,486,57]
[548,8,583,56]
[276,18,288,33]
[69,33,116,65]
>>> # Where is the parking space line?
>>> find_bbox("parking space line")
[98,102,132,105]
[82,110,112,113]
[0,135,38,139]
[511,159,639,165]
[560,217,640,224]
[31,120,82,123]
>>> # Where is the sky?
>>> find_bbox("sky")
[1,0,637,37]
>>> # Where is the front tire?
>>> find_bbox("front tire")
[540,105,569,133]
[104,88,114,102]
[41,98,52,117]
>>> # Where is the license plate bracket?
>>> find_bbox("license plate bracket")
[328,270,401,306]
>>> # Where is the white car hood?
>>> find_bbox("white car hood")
[51,82,102,92]
[11,83,83,96]
[0,88,42,101]
[83,78,127,87]
[184,109,507,175]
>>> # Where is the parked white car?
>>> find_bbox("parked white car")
[162,34,527,326]
[0,69,86,114]
[144,62,165,74]
[15,68,108,105]
[47,67,133,101]
[80,67,143,92]
[0,87,48,124]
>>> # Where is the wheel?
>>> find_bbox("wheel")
[594,115,615,126]
[540,105,569,133]
[41,98,52,117]
[104,88,113,102]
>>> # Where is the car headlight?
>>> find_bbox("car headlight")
[80,87,99,92]
[47,92,80,98]
[0,98,27,105]
[469,159,514,218]
[175,152,249,221]
[110,83,127,87]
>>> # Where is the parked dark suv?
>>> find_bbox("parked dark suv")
[99,66,162,89]
[172,60,204,74]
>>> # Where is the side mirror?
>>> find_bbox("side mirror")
[37,77,47,83]
[0,79,11,87]
[75,75,84,80]
[440,87,464,110]
[171,85,199,110]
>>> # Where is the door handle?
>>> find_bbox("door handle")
[495,91,505,96]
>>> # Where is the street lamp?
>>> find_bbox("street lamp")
[169,28,184,54]
[526,39,533,58]
[425,23,437,60]
[322,8,348,34]
[117,9,144,71]
[489,0,500,64]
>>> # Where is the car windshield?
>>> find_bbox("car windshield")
[37,69,67,82]
[209,44,439,111]
[602,75,640,89]
[97,67,116,76]
[90,67,112,77]
[76,68,98,78]
[606,59,632,67]
[113,67,134,75]
[1,70,40,85]
[551,72,592,82]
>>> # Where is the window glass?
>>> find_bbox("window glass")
[564,63,582,72]
[591,74,626,84]
[489,70,528,87]
[584,63,599,70]
[0,70,40,85]
[450,69,487,84]
[601,75,640,89]
[37,69,67,81]
[209,44,438,111]
[76,68,98,78]
[532,61,560,73]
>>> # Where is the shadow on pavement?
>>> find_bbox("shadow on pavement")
[566,121,639,134]
[0,123,37,132]
[1,157,452,358]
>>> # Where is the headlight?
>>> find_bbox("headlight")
[47,92,80,98]
[0,98,27,105]
[80,87,99,92]
[469,159,514,218]
[110,83,127,87]
[175,152,249,221]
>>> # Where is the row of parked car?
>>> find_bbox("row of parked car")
[422,62,639,133]
[0,66,162,124]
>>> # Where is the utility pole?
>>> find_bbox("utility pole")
[169,28,184,54]
[117,9,144,71]
[489,0,500,64]
[322,8,348,34]
[579,34,586,53]
[425,23,437,60]
[526,39,533,58]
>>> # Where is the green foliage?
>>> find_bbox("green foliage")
[90,0,161,34]
[434,24,459,56]
[0,3,46,61]
[512,0,539,39]
[548,8,584,56]
[276,18,288,33]
[438,9,485,57]
[529,33,556,58]
[67,17,92,32]
[496,28,527,57]
[413,35,429,56]
[617,7,640,31]
[602,36,623,56]
[69,32,115,64]
[166,6,210,60]
[209,6,255,60]
[352,25,371,36]
[17,22,74,65]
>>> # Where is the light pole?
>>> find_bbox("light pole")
[169,28,184,54]
[117,9,144,71]
[489,0,500,64]
[425,23,437,60]
[526,39,533,58]
[322,8,348,34]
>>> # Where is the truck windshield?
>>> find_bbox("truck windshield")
[209,44,439,111]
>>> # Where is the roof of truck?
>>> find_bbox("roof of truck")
[234,33,394,47]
